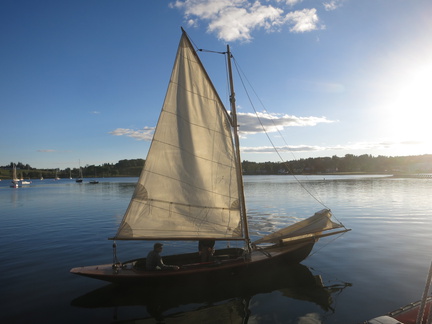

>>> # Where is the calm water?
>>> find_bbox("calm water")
[1,175,432,323]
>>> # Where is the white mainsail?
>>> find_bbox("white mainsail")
[115,33,243,240]
[12,164,19,182]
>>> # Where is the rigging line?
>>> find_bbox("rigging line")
[230,55,329,210]
[184,29,226,56]
[231,57,299,162]
[198,48,227,55]
[308,230,349,257]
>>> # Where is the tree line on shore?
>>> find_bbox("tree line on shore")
[0,159,145,179]
[1,154,432,179]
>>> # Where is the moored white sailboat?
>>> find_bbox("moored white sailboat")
[70,29,350,284]
[54,169,60,180]
[10,163,20,188]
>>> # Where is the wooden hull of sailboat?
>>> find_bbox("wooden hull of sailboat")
[70,241,316,285]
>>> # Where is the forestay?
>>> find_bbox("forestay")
[114,33,243,240]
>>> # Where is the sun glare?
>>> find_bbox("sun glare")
[380,60,432,155]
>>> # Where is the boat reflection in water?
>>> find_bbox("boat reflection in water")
[71,263,351,323]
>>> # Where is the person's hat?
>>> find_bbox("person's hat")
[154,243,163,249]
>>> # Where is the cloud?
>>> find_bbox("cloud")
[400,140,423,145]
[349,140,425,150]
[109,127,155,141]
[110,112,333,142]
[285,8,321,33]
[323,1,342,11]
[238,111,335,135]
[171,0,325,42]
[241,140,427,155]
[284,0,303,6]
[242,144,323,153]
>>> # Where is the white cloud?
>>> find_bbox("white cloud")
[283,0,303,6]
[208,3,284,42]
[242,144,322,153]
[109,112,333,143]
[323,1,341,11]
[241,139,427,155]
[109,127,155,141]
[238,111,334,135]
[171,0,325,42]
[285,8,321,33]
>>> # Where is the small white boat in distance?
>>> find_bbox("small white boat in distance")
[10,164,20,188]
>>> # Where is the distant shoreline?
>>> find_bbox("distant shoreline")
[4,172,432,181]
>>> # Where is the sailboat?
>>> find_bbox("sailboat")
[70,29,349,284]
[54,169,60,180]
[21,178,32,185]
[10,164,20,188]
[76,162,83,183]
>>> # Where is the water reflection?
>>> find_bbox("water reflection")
[71,263,351,323]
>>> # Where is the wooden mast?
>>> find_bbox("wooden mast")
[226,45,251,252]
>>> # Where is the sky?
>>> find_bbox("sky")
[1,0,432,169]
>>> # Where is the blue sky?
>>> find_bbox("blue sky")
[1,0,431,169]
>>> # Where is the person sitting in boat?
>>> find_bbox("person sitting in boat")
[198,240,215,262]
[146,243,179,271]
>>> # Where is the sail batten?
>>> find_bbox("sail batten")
[114,32,242,241]
[129,196,240,212]
[150,137,238,173]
